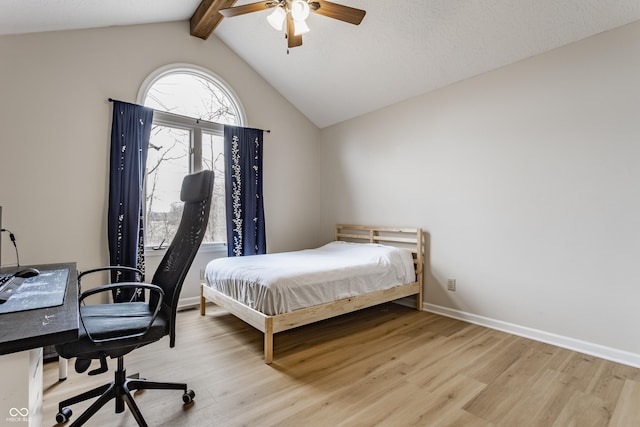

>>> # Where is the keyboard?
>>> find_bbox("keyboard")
[0,275,24,303]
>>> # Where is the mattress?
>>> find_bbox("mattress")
[204,241,416,315]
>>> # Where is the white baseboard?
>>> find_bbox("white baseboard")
[178,296,201,311]
[423,303,640,369]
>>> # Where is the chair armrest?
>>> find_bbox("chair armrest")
[78,283,164,344]
[79,282,163,301]
[78,266,145,284]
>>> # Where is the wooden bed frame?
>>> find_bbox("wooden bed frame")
[200,224,424,364]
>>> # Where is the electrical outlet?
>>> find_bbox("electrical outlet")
[200,269,205,280]
[447,279,456,291]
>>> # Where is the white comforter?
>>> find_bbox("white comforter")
[204,241,416,315]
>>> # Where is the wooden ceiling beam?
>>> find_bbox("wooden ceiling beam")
[190,0,238,40]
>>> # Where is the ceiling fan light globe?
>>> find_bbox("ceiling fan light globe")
[293,18,310,35]
[267,6,286,31]
[291,0,310,21]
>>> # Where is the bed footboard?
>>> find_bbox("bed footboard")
[201,280,420,364]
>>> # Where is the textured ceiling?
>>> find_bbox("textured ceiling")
[2,0,639,128]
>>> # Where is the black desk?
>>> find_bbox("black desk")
[0,262,79,355]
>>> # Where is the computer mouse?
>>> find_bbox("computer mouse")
[14,268,40,278]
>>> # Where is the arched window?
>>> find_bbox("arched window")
[138,64,246,248]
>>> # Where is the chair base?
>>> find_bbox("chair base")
[56,356,194,427]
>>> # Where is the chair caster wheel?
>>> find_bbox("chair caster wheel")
[56,407,72,423]
[182,389,195,403]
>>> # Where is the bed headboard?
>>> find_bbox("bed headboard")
[334,224,423,280]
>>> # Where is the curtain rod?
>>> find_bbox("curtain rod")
[108,98,270,133]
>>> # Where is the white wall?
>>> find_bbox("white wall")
[0,21,321,299]
[320,21,640,364]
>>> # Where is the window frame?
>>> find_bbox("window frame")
[137,64,246,253]
[151,110,225,173]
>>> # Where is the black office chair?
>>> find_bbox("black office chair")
[55,170,214,427]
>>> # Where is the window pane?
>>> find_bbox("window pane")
[202,132,226,243]
[144,73,240,125]
[145,125,190,248]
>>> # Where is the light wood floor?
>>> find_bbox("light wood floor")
[43,303,640,426]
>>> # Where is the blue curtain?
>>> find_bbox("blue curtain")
[224,125,266,257]
[108,101,153,302]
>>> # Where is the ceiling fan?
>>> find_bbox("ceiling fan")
[219,0,366,50]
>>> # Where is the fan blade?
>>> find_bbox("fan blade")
[286,13,303,48]
[310,0,366,25]
[219,1,275,18]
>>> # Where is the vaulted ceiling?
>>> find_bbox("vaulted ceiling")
[2,0,640,128]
